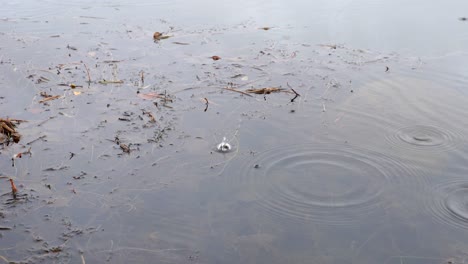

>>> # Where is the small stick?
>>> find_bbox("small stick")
[83,63,91,83]
[322,102,326,112]
[203,98,209,112]
[39,95,61,103]
[27,135,47,145]
[98,80,123,84]
[11,147,32,166]
[140,71,144,85]
[9,179,17,199]
[21,147,32,157]
[290,88,300,102]
[223,87,253,97]
[163,90,167,103]
[38,116,55,127]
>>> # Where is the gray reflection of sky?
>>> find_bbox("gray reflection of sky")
[3,0,468,55]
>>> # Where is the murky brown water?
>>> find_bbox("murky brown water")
[1,0,468,263]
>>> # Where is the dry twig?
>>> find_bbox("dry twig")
[39,95,61,103]
[223,87,253,97]
[290,88,300,102]
[83,63,91,83]
[204,98,209,112]
[246,87,284,94]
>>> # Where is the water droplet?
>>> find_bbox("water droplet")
[217,137,231,152]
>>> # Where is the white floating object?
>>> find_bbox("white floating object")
[217,137,231,152]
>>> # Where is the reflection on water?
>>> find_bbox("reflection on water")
[1,0,468,263]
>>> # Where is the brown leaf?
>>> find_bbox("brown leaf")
[9,179,17,198]
[153,32,162,39]
[211,56,221,61]
[120,143,130,154]
[153,32,171,41]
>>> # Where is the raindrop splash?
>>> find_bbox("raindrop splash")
[217,137,232,153]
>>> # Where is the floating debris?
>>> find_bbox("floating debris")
[246,87,284,94]
[223,87,253,97]
[98,79,123,84]
[318,44,338,49]
[211,55,221,61]
[39,92,61,103]
[120,143,131,154]
[11,147,32,167]
[289,86,301,102]
[36,76,50,84]
[153,32,171,41]
[203,98,209,112]
[0,118,23,144]
[66,44,78,51]
[9,178,18,199]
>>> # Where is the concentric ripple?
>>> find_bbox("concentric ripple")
[386,125,461,152]
[427,181,468,230]
[233,144,422,225]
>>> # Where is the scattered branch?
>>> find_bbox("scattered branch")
[27,135,47,145]
[223,87,253,97]
[83,63,91,83]
[246,87,283,94]
[39,95,61,103]
[11,147,32,167]
[98,80,123,84]
[288,83,301,102]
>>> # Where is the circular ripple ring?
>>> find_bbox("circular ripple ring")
[233,143,423,225]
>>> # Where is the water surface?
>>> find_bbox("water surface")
[1,0,468,263]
